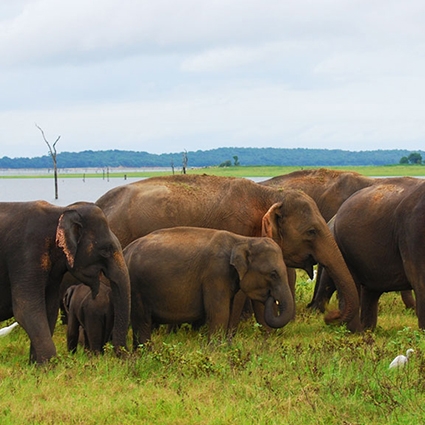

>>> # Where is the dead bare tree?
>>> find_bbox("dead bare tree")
[182,149,188,174]
[35,124,60,199]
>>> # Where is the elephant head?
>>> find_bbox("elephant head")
[261,191,360,332]
[56,203,130,353]
[230,238,295,328]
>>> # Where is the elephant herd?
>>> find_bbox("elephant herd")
[0,168,423,363]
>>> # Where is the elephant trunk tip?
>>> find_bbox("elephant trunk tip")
[324,309,362,333]
[264,295,294,329]
[324,309,341,324]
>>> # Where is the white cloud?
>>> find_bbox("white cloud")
[1,0,425,158]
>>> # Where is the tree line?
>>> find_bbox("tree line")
[0,147,424,169]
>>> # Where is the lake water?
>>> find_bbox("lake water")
[0,176,267,206]
[0,177,142,206]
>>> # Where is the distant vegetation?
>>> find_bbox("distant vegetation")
[1,147,425,169]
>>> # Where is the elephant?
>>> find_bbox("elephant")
[124,227,295,346]
[260,168,416,310]
[314,177,425,330]
[63,282,113,354]
[259,168,375,222]
[0,201,130,363]
[96,174,361,332]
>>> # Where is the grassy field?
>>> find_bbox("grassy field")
[1,165,425,424]
[0,276,424,424]
[2,164,425,179]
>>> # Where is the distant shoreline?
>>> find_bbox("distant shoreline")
[1,165,425,179]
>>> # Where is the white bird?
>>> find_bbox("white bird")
[0,322,19,338]
[389,349,414,369]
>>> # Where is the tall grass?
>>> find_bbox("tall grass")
[0,274,424,424]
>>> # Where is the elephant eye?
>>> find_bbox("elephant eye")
[99,246,113,258]
[270,270,279,280]
[307,229,317,237]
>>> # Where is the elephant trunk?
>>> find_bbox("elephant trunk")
[263,286,295,328]
[318,236,361,332]
[106,257,131,354]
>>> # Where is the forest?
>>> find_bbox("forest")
[0,147,423,169]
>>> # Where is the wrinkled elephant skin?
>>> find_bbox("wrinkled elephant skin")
[124,227,294,346]
[97,174,360,332]
[0,201,130,363]
[261,168,416,311]
[320,178,425,330]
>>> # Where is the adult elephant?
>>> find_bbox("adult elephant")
[125,227,294,346]
[0,201,130,363]
[63,282,113,354]
[260,168,415,310]
[96,174,360,332]
[316,177,425,330]
[259,168,375,222]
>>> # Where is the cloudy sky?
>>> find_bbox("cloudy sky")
[1,0,425,158]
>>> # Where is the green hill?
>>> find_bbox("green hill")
[0,147,423,168]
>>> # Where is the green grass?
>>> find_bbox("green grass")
[1,165,425,423]
[0,276,424,424]
[2,164,425,179]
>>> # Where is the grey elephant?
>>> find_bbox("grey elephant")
[260,168,416,311]
[124,227,295,347]
[96,174,361,332]
[314,177,425,330]
[63,282,114,354]
[0,201,130,363]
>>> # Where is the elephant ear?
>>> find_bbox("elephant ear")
[261,202,283,240]
[56,210,83,269]
[230,242,250,281]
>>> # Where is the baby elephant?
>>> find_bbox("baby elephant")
[124,227,295,348]
[63,282,114,354]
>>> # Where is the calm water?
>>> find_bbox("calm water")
[0,176,267,206]
[0,177,141,206]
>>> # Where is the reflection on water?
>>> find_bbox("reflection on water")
[0,177,141,206]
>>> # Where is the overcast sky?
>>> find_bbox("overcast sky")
[1,0,425,158]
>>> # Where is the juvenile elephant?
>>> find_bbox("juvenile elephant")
[124,227,295,346]
[315,177,425,330]
[261,168,415,310]
[63,282,113,354]
[96,174,360,332]
[0,201,130,363]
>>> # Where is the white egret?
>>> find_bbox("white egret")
[0,322,19,337]
[389,349,414,369]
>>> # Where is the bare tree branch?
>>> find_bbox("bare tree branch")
[35,123,60,199]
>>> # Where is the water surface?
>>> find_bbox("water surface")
[0,177,139,206]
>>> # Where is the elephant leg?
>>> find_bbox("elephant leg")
[251,301,273,332]
[12,284,57,363]
[85,320,105,353]
[228,290,248,336]
[287,268,296,302]
[401,290,415,310]
[81,327,88,349]
[131,304,152,349]
[360,287,381,330]
[308,266,336,312]
[66,314,81,353]
[206,297,231,341]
